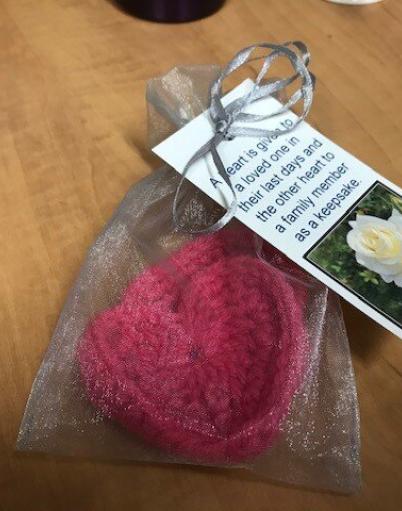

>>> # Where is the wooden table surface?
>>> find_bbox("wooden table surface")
[1,0,402,509]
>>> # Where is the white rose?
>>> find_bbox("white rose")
[346,209,402,287]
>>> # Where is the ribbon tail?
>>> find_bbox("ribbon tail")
[173,136,237,234]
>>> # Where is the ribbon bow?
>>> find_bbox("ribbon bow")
[173,41,315,234]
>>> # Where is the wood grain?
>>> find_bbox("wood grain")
[1,0,401,509]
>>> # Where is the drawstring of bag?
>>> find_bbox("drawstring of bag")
[172,41,315,234]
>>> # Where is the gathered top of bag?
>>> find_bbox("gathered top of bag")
[78,225,309,463]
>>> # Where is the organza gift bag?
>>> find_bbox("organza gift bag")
[17,58,361,493]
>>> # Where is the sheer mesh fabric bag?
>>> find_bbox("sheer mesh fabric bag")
[17,63,361,493]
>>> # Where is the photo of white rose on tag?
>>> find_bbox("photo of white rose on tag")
[306,183,402,329]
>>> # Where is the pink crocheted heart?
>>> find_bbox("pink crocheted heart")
[78,226,308,463]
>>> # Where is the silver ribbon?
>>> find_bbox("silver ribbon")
[173,41,315,234]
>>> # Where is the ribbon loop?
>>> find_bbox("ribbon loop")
[173,41,315,234]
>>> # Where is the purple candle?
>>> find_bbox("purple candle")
[113,0,225,22]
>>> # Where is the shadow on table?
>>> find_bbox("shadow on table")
[342,300,386,362]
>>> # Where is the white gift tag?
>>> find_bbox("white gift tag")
[153,79,402,339]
